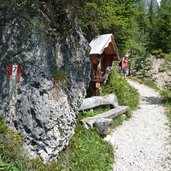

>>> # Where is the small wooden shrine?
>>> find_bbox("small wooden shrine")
[88,34,119,96]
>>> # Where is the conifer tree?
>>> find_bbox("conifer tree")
[155,0,171,53]
[78,0,141,54]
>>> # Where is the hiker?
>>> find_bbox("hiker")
[121,57,129,79]
[118,59,122,73]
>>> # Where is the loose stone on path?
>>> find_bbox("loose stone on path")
[105,80,171,171]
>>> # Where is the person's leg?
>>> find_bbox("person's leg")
[124,73,127,79]
[126,68,129,79]
[123,68,126,79]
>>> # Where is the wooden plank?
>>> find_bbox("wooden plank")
[81,106,129,129]
[93,106,129,119]
[79,94,118,111]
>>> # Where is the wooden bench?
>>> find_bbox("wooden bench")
[81,106,129,128]
[81,106,129,137]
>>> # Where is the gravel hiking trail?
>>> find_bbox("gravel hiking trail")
[105,80,171,171]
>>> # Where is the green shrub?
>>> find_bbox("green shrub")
[24,119,114,171]
[67,122,114,171]
[130,77,159,90]
[141,79,159,90]
[52,69,68,81]
[165,53,171,60]
[165,102,171,127]
[160,90,171,126]
[79,106,110,118]
[151,50,171,61]
[0,117,27,171]
[160,89,171,100]
[0,114,114,171]
[0,157,20,171]
[151,49,163,55]
[0,118,66,171]
[102,68,139,111]
[0,117,8,134]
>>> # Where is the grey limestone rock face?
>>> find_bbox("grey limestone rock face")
[0,1,90,162]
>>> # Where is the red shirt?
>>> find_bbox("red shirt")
[122,60,128,68]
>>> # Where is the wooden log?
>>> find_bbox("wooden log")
[92,106,129,119]
[82,117,113,129]
[81,106,129,129]
[79,94,118,111]
[93,118,113,137]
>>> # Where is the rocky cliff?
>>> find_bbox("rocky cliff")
[0,0,90,162]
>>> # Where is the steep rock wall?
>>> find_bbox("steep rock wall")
[0,0,90,162]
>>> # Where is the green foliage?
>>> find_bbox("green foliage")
[131,0,171,55]
[151,50,171,61]
[151,0,171,53]
[102,68,139,111]
[0,115,113,171]
[160,89,171,101]
[78,0,140,54]
[67,123,114,171]
[79,110,95,118]
[160,89,171,126]
[79,106,110,118]
[151,49,163,55]
[0,117,8,134]
[130,77,159,90]
[128,38,146,58]
[141,79,159,90]
[165,53,171,60]
[0,117,20,170]
[20,117,114,171]
[159,64,171,72]
[127,2,148,57]
[0,117,27,171]
[0,157,20,171]
[163,101,171,127]
[52,69,68,81]
[80,67,139,130]
[111,115,125,130]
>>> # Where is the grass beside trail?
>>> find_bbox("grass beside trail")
[80,68,139,128]
[102,69,139,111]
[160,90,171,127]
[101,68,139,128]
[130,76,159,90]
[130,77,171,127]
[0,68,139,171]
[0,116,113,171]
[133,77,171,127]
[64,122,114,171]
